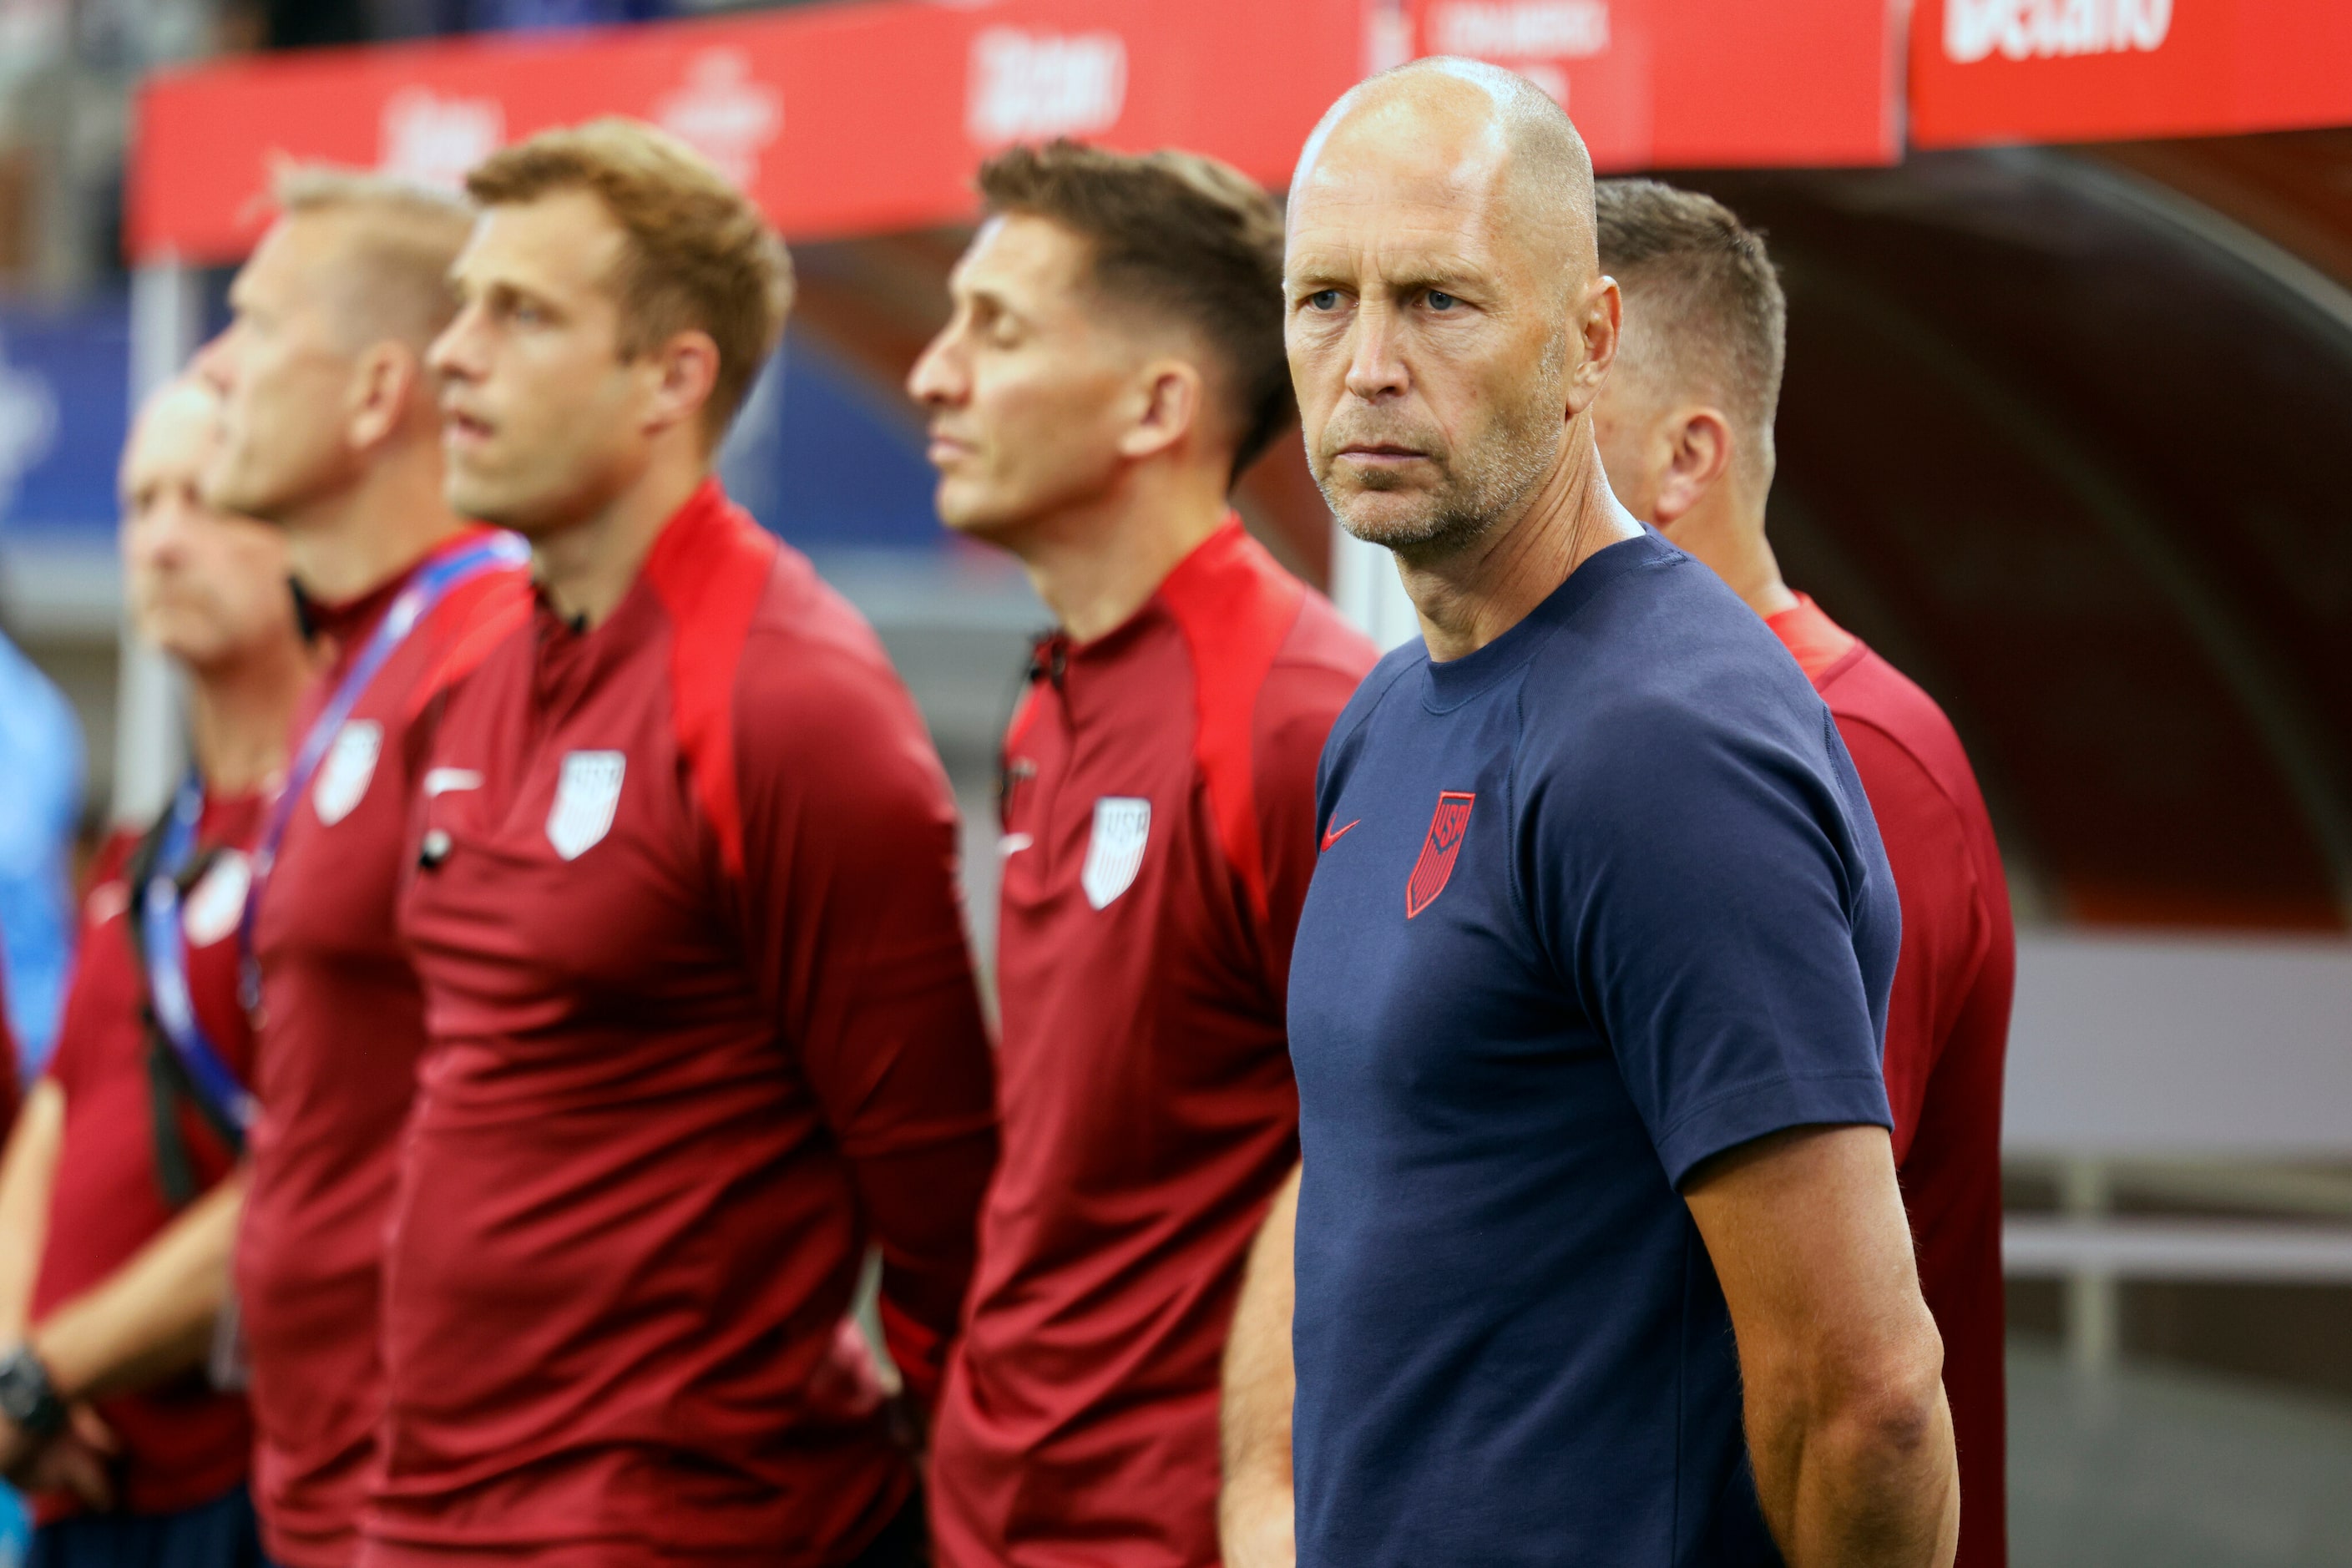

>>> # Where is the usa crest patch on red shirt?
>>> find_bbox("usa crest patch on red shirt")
[1406,792,1474,918]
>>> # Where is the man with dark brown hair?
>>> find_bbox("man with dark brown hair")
[909,142,1374,1568]
[381,119,997,1568]
[1590,175,2014,1568]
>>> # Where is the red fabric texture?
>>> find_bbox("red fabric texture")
[1764,591,1858,683]
[931,522,1377,1568]
[380,483,996,1564]
[32,800,260,1520]
[1768,600,2014,1568]
[240,532,532,1568]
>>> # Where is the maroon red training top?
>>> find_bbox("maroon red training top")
[1769,594,2014,1568]
[381,481,997,1565]
[33,804,257,1520]
[931,522,1376,1568]
[241,532,530,1568]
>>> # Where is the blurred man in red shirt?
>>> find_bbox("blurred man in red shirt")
[383,120,996,1567]
[1590,178,2015,1568]
[0,378,309,1566]
[195,167,529,1568]
[908,144,1375,1568]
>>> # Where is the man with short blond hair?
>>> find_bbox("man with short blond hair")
[380,119,996,1567]
[196,164,530,1568]
[912,142,1374,1568]
[1591,175,2013,1568]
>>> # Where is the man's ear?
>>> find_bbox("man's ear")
[642,329,723,440]
[1566,275,1622,417]
[1115,357,1204,465]
[347,341,421,453]
[1651,406,1734,527]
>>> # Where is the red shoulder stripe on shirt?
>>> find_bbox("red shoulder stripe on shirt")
[1156,521,1306,924]
[1004,675,1044,757]
[645,480,780,881]
[1764,592,1860,685]
[402,574,532,724]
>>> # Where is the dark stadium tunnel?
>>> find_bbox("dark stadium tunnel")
[790,137,2352,935]
[1660,144,2352,934]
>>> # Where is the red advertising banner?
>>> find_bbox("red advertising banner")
[131,0,1363,264]
[132,0,1904,264]
[1912,0,2352,146]
[1394,0,1902,171]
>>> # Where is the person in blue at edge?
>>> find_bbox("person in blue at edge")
[0,625,83,1080]
[1218,59,1960,1568]
[0,534,87,1568]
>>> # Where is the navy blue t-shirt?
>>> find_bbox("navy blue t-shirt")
[1287,528,1899,1568]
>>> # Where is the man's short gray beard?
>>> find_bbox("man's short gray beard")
[1318,406,1562,565]
[1318,329,1571,565]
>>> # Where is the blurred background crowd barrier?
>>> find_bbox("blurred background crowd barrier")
[0,2,2349,1563]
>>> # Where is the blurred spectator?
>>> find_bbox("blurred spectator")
[0,377,296,1568]
[0,629,80,1082]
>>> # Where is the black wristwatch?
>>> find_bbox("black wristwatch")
[0,1345,65,1439]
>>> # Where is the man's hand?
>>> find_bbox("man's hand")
[1684,1124,1958,1568]
[1219,1165,1300,1568]
[3,1404,118,1510]
[0,1409,38,1478]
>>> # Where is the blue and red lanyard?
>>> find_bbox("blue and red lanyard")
[139,767,258,1134]
[237,531,529,1013]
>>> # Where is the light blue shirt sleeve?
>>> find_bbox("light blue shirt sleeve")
[0,630,84,1076]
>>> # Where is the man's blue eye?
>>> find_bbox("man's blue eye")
[1310,291,1342,311]
[1428,291,1458,311]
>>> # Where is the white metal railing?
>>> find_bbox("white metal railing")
[2002,933,2352,1373]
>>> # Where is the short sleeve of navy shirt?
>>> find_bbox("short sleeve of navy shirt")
[1287,529,1899,1568]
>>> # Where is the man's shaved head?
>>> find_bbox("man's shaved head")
[1284,58,1619,560]
[1293,56,1597,276]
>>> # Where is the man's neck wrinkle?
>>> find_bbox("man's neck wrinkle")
[1402,429,1630,662]
[284,443,468,604]
[534,460,709,632]
[188,641,309,798]
[1661,493,1795,621]
[1009,460,1230,646]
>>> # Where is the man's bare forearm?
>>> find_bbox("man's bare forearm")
[1687,1124,1957,1568]
[32,1171,245,1402]
[1748,1355,1959,1566]
[0,1082,65,1343]
[1219,1163,1300,1568]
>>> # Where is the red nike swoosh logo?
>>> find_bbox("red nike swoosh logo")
[1319,819,1360,852]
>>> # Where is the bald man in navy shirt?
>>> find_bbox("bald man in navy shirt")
[1219,59,1958,1568]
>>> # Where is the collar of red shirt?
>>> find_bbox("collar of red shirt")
[295,526,515,653]
[1026,512,1247,671]
[1763,590,1860,685]
[529,476,733,641]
